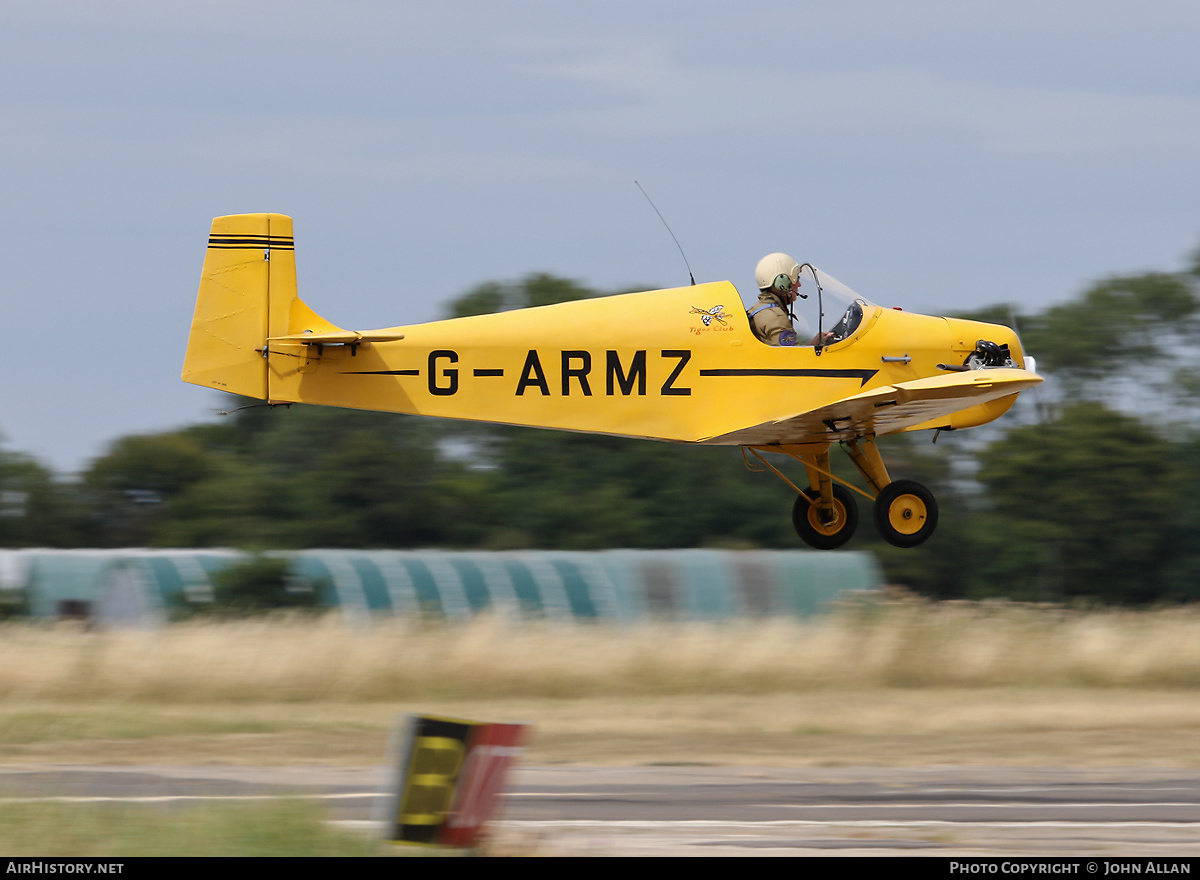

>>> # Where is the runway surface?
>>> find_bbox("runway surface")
[3,764,1200,856]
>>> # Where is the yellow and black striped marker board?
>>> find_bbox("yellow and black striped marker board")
[384,714,528,847]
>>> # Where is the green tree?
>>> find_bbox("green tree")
[0,444,88,547]
[1158,433,1200,601]
[446,273,597,318]
[849,432,980,598]
[165,405,453,549]
[955,271,1199,391]
[969,402,1181,603]
[209,554,318,612]
[464,427,797,549]
[82,433,215,546]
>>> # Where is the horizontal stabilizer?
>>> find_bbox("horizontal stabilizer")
[268,330,406,345]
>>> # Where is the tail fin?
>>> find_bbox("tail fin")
[182,213,338,400]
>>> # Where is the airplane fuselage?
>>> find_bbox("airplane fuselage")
[263,282,1027,444]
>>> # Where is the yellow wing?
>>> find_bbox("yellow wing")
[703,368,1042,445]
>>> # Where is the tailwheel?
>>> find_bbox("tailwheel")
[873,479,938,548]
[792,484,858,550]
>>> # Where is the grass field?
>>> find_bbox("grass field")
[4,599,1200,701]
[0,599,1198,767]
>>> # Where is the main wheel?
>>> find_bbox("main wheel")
[873,479,938,548]
[792,484,859,550]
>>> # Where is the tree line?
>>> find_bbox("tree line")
[4,255,1200,603]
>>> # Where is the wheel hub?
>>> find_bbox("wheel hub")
[810,502,846,535]
[887,494,926,535]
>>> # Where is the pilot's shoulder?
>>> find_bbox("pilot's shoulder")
[754,306,791,327]
[748,301,786,319]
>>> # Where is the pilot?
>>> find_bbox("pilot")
[747,253,831,346]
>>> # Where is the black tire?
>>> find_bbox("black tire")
[792,484,858,550]
[873,479,938,548]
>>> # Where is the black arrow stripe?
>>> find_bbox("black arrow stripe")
[341,370,420,376]
[699,368,877,387]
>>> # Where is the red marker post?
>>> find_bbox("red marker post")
[384,714,529,849]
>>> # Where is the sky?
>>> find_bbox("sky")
[3,0,1199,473]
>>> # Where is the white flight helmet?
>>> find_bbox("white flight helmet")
[755,253,802,300]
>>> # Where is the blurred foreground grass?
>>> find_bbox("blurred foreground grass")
[1,600,1199,767]
[2,600,1199,701]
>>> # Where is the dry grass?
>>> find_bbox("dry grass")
[2,601,1200,767]
[4,688,1200,767]
[1,601,1199,703]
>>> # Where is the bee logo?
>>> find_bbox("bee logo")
[690,305,731,327]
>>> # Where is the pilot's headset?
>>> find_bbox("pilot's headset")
[754,253,806,319]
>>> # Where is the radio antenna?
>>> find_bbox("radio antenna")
[635,180,695,286]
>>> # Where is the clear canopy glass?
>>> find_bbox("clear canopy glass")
[796,265,874,345]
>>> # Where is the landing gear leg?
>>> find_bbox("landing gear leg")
[844,438,939,548]
[745,439,939,550]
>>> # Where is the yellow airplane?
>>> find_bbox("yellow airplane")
[183,213,1041,550]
